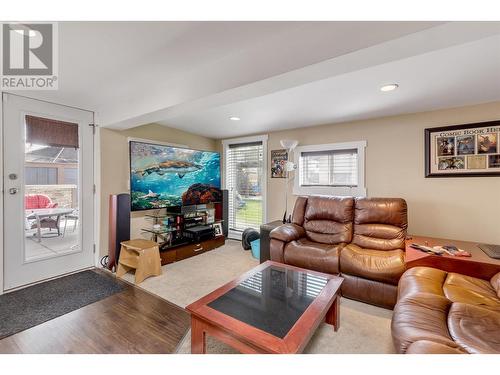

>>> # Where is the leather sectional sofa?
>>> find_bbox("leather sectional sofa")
[269,195,500,353]
[392,267,500,354]
[270,195,408,309]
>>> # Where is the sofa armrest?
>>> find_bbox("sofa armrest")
[270,224,305,243]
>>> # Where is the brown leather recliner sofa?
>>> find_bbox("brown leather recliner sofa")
[270,195,408,309]
[392,267,500,354]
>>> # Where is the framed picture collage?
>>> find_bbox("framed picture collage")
[425,120,500,177]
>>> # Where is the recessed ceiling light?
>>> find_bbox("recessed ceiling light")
[380,84,399,92]
[229,116,241,121]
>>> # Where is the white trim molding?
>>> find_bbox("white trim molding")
[293,140,367,197]
[222,134,268,240]
[93,113,101,267]
[0,93,5,294]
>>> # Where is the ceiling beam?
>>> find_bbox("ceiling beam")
[101,22,500,130]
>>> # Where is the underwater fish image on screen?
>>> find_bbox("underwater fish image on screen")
[130,141,221,211]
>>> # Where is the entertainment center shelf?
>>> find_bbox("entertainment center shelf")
[140,203,226,265]
[157,235,225,265]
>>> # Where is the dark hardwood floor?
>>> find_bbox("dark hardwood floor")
[0,270,191,354]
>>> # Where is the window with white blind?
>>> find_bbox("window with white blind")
[223,135,267,238]
[294,141,366,197]
[300,149,358,187]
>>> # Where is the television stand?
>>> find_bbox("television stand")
[158,235,225,265]
[140,203,227,265]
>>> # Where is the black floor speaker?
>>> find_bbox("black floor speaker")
[108,193,131,270]
[222,189,229,237]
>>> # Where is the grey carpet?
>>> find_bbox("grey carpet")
[121,240,395,353]
[0,270,125,339]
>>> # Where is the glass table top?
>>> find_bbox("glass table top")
[141,227,178,234]
[207,265,329,338]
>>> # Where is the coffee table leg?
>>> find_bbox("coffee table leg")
[191,316,206,354]
[326,295,340,332]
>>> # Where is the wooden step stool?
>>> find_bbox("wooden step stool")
[116,239,162,284]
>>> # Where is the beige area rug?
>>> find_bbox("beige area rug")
[120,240,396,354]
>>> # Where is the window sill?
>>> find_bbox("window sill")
[293,185,366,197]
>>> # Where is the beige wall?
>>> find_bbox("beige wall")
[100,102,500,259]
[228,101,500,244]
[99,123,217,258]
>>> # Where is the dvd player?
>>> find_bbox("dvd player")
[183,225,215,242]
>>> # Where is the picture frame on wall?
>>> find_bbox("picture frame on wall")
[270,149,288,178]
[425,120,500,177]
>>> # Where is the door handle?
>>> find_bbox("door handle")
[9,188,19,195]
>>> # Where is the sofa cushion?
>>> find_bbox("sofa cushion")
[491,272,500,298]
[352,197,407,250]
[447,303,500,354]
[304,196,354,222]
[354,197,408,227]
[443,273,500,311]
[405,340,466,354]
[398,267,447,301]
[391,292,454,354]
[303,196,354,244]
[341,273,398,309]
[340,243,405,285]
[352,225,407,251]
[393,268,500,355]
[304,220,352,245]
[283,238,341,274]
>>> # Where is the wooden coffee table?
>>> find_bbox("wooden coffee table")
[186,261,343,354]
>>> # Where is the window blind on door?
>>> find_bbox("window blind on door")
[25,115,79,148]
[226,141,264,232]
[299,149,358,187]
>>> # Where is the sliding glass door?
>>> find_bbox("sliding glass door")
[223,136,267,239]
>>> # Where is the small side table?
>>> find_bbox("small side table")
[405,235,500,280]
[259,220,284,263]
[116,239,162,284]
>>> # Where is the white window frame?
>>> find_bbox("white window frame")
[222,134,268,240]
[293,140,367,197]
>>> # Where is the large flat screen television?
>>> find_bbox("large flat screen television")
[129,141,221,211]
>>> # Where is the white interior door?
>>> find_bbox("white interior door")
[2,93,94,290]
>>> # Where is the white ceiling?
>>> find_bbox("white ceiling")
[21,21,500,139]
[166,33,500,138]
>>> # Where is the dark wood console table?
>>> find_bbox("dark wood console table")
[142,206,226,266]
[259,220,283,263]
[158,236,225,265]
[405,235,500,280]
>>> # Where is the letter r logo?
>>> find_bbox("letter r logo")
[2,23,53,75]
